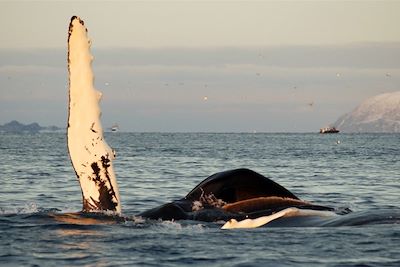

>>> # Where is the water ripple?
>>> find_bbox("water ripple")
[1,133,400,266]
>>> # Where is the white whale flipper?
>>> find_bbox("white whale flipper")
[221,208,335,229]
[67,16,121,214]
[221,208,299,229]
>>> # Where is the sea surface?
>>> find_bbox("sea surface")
[1,132,399,266]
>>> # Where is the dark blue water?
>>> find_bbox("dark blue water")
[1,133,399,266]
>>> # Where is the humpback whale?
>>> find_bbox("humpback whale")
[67,16,340,229]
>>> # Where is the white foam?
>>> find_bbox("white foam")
[0,202,39,215]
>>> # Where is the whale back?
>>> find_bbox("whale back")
[184,168,299,203]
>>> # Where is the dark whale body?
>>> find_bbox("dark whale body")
[139,168,335,222]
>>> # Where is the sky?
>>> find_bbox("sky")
[1,1,400,132]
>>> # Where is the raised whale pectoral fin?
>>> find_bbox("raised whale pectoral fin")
[67,16,121,214]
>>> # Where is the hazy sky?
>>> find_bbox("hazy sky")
[1,1,399,132]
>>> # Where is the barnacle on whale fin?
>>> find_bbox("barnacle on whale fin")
[67,16,121,215]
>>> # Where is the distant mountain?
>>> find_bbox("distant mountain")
[333,91,400,133]
[0,120,61,133]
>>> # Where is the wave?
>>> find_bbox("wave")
[1,207,399,231]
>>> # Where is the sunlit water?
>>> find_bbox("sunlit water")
[1,133,399,266]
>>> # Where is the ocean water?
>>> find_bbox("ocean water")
[1,132,399,266]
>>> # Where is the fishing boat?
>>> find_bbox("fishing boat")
[110,124,119,132]
[319,127,339,134]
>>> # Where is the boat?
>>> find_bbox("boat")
[319,127,339,134]
[110,124,119,132]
